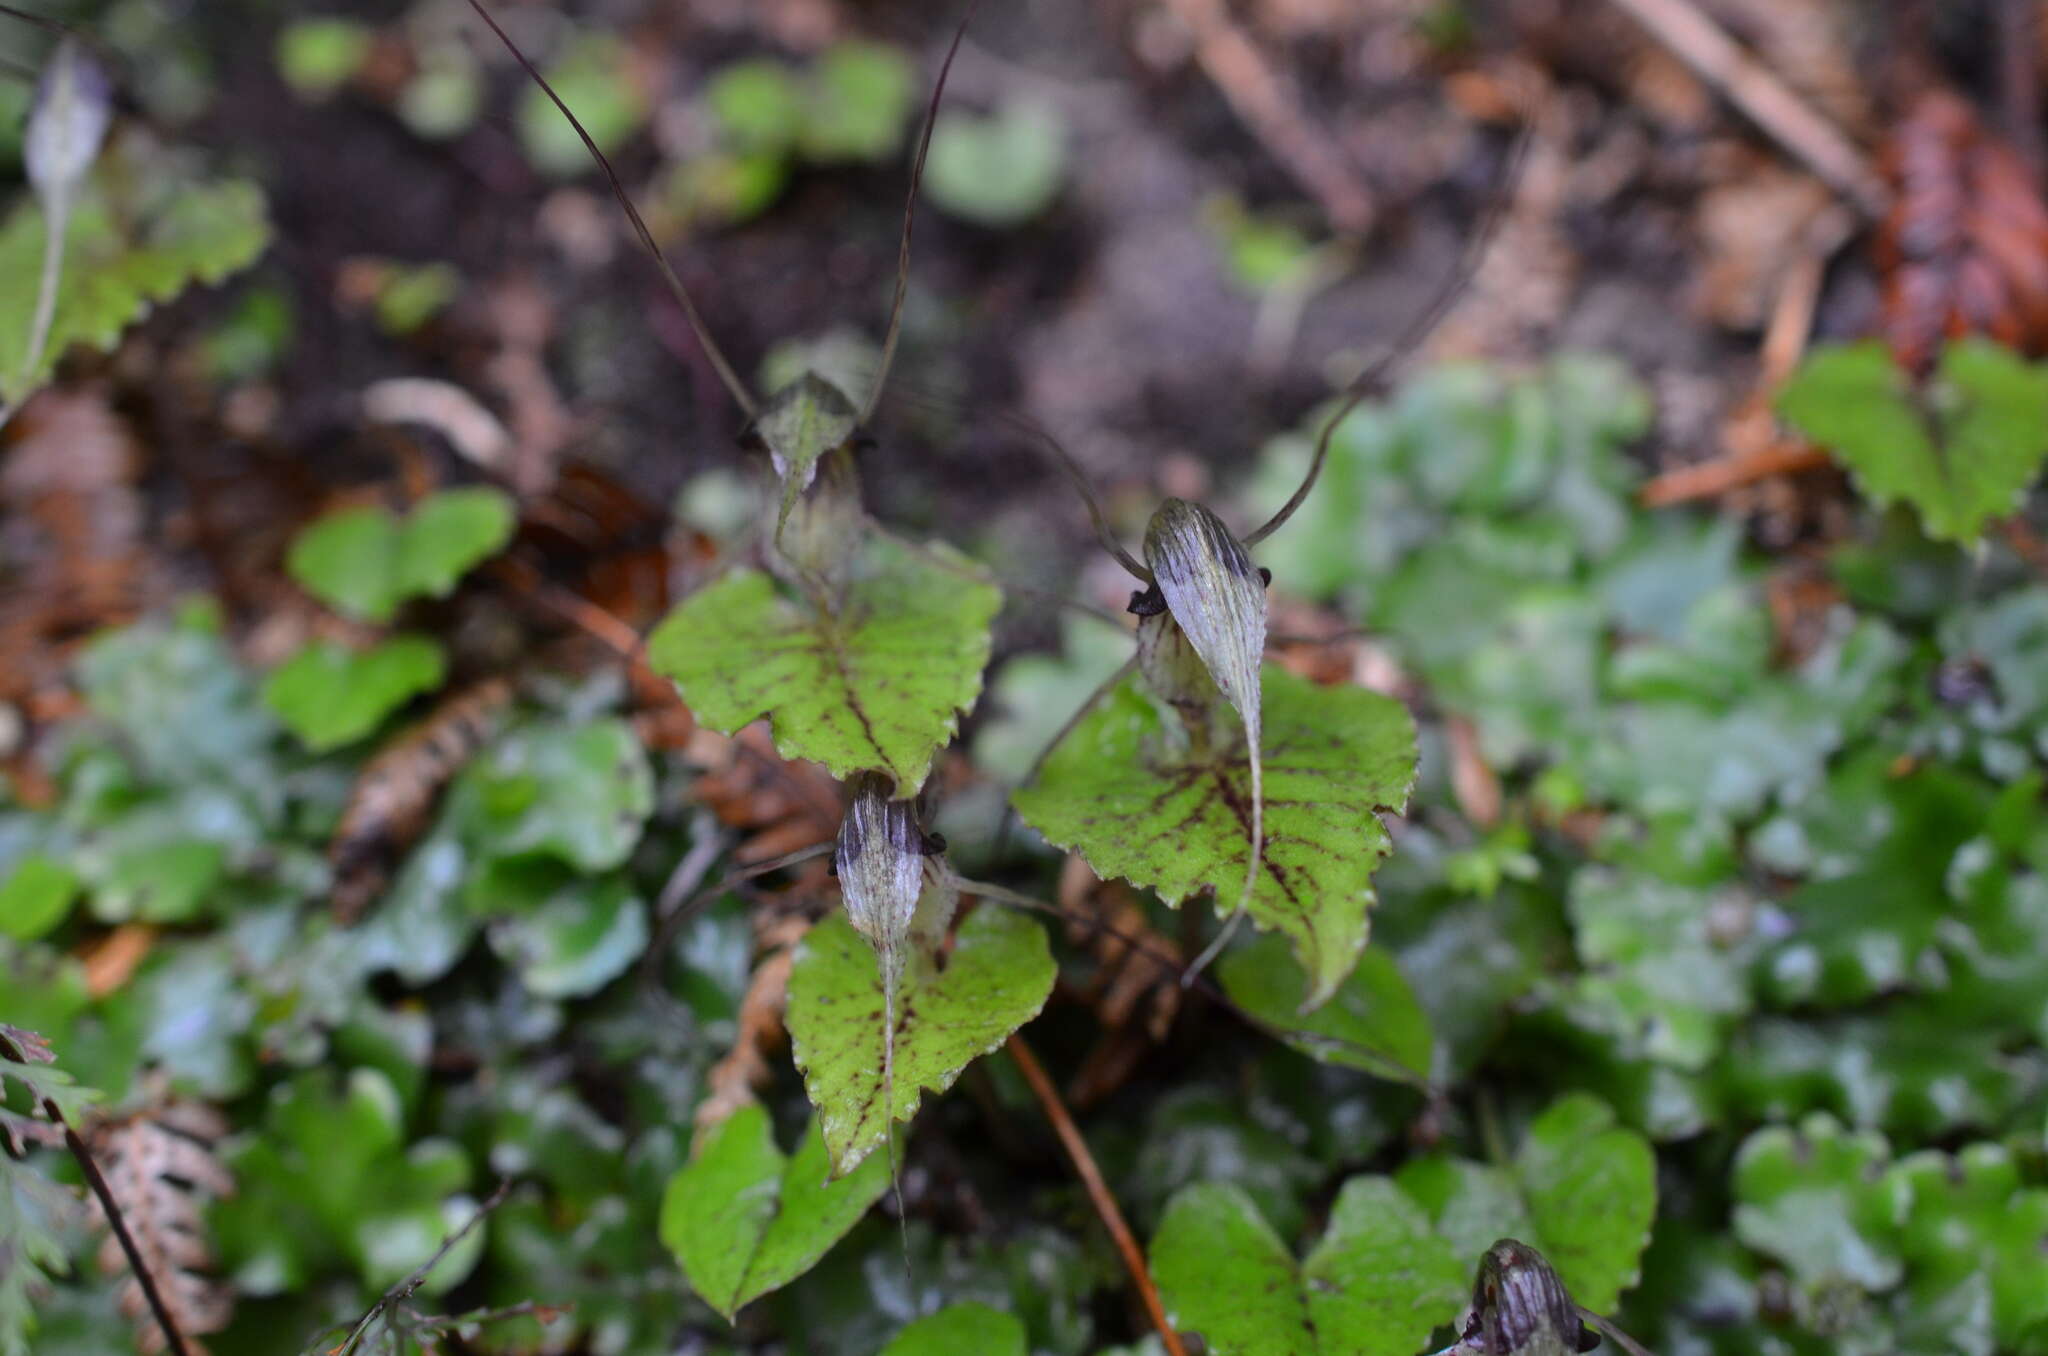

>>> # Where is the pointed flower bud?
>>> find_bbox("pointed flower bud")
[26,40,113,206]
[1140,498,1269,935]
[834,771,926,958]
[1457,1240,1598,1356]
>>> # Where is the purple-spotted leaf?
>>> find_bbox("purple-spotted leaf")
[1013,667,1414,1008]
[647,526,999,791]
[1141,499,1270,923]
[785,906,1054,1176]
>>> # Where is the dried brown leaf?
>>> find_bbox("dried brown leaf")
[90,1102,235,1354]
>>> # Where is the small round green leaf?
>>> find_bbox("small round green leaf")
[455,718,654,874]
[925,100,1067,227]
[485,875,647,999]
[287,487,515,623]
[397,486,518,601]
[802,41,915,163]
[262,635,446,752]
[275,18,372,102]
[0,855,80,941]
[706,58,805,154]
[516,33,649,178]
[1398,1093,1656,1313]
[1732,1113,1909,1292]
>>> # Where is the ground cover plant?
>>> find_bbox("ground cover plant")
[6,1,2048,1354]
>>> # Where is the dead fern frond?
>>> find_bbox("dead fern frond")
[90,1102,234,1354]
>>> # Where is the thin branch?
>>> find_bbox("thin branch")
[863,0,981,426]
[397,1298,569,1335]
[461,0,758,416]
[1005,1034,1188,1356]
[0,1031,190,1356]
[1603,0,1889,217]
[487,555,647,661]
[1244,115,1533,546]
[332,1180,513,1356]
[1637,440,1831,507]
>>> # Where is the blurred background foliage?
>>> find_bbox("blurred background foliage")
[7,0,2048,1354]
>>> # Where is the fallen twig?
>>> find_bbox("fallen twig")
[1006,1033,1189,1356]
[1638,439,1832,507]
[1605,0,1889,217]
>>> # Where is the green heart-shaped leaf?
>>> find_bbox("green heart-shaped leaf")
[1777,339,2048,544]
[1149,1177,1465,1356]
[785,908,1055,1176]
[484,874,647,999]
[287,486,516,623]
[453,718,653,873]
[1012,667,1414,1008]
[658,1103,890,1321]
[648,528,999,791]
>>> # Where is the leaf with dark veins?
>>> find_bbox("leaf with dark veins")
[648,527,999,791]
[785,909,1054,1177]
[1013,667,1415,1009]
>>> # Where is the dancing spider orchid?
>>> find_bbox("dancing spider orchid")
[1126,497,1274,959]
[1011,115,1526,988]
[831,772,959,1268]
